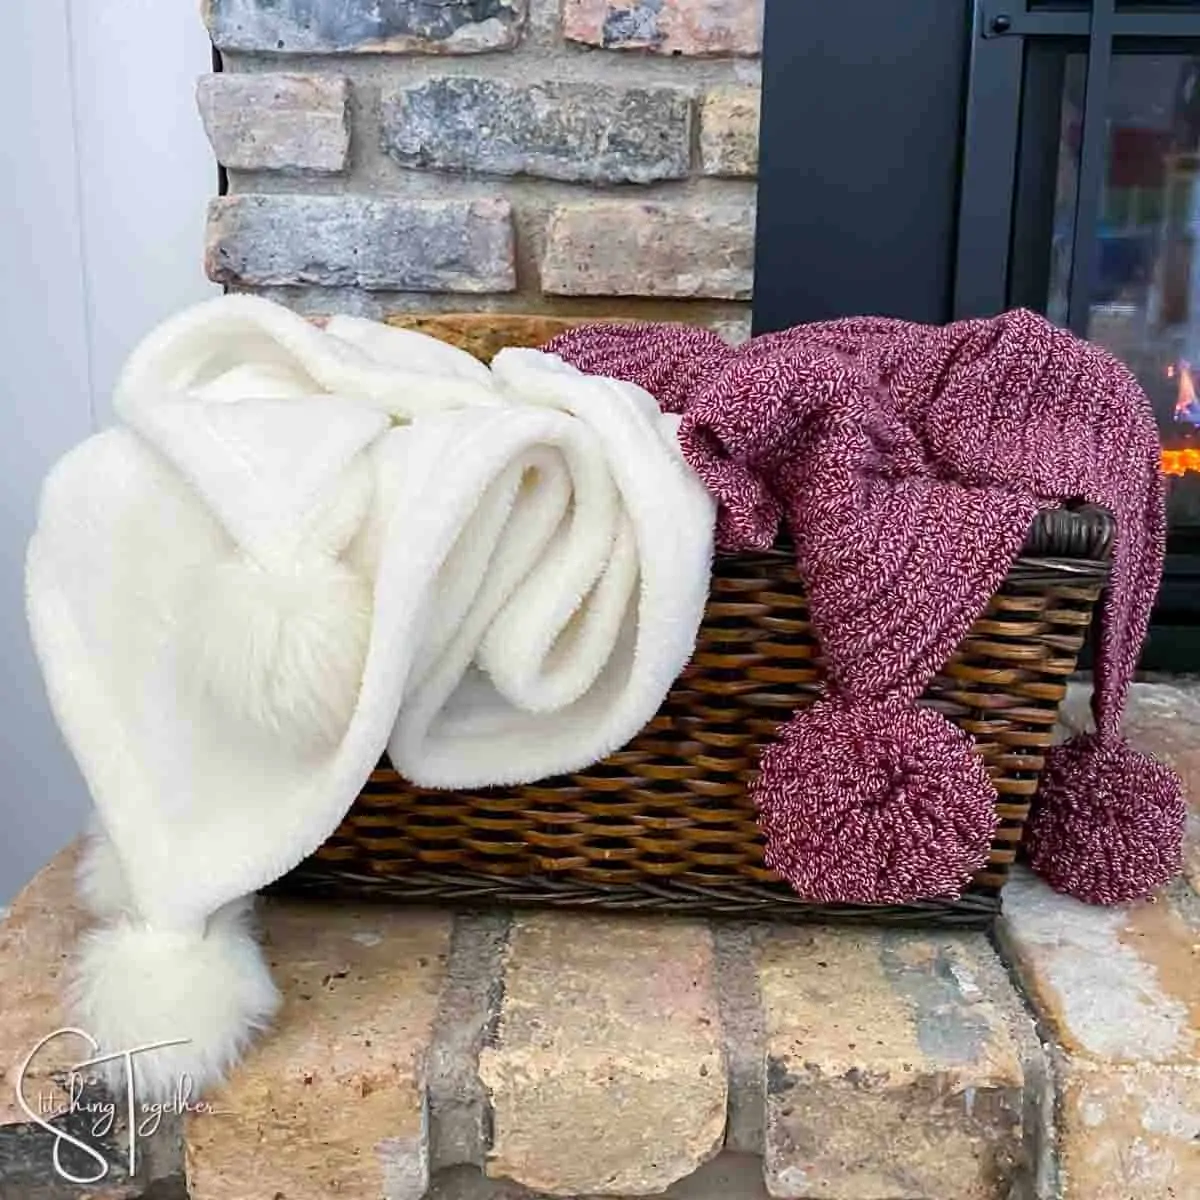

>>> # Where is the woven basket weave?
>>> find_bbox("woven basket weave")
[272,315,1115,928]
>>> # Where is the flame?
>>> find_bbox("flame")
[1162,447,1200,476]
[1169,360,1199,421]
[1161,361,1200,476]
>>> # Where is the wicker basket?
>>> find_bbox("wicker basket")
[271,316,1116,928]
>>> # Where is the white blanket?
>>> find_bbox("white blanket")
[26,294,715,1097]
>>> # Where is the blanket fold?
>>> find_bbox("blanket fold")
[27,295,714,1098]
[544,309,1187,908]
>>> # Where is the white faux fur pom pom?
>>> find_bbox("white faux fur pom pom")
[178,553,372,757]
[67,900,280,1102]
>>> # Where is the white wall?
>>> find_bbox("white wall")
[0,0,216,902]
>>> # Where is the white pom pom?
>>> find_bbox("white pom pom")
[67,900,279,1101]
[76,824,133,920]
[178,553,372,756]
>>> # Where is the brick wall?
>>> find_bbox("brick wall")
[198,0,762,341]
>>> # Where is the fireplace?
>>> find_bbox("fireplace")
[1048,51,1200,533]
[755,0,1200,669]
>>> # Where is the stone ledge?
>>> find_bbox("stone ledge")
[1056,1060,1200,1200]
[5,677,1199,1198]
[0,847,1049,1200]
[999,869,1200,1200]
[1001,871,1198,1069]
[997,676,1200,1199]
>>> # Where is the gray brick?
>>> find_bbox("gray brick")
[541,199,756,300]
[206,195,516,293]
[382,77,691,185]
[759,928,1037,1200]
[196,73,350,174]
[203,0,526,54]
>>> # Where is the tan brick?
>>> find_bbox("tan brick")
[542,200,755,300]
[478,912,726,1195]
[562,0,762,57]
[206,194,517,293]
[1058,1062,1200,1200]
[700,86,760,177]
[0,842,89,1127]
[185,901,452,1200]
[759,928,1033,1200]
[196,73,350,173]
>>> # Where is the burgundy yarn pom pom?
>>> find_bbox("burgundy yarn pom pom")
[752,696,998,904]
[1026,733,1186,905]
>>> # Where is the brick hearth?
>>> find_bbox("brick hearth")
[1,682,1196,1200]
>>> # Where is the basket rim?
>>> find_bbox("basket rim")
[1019,503,1114,561]
[754,502,1115,577]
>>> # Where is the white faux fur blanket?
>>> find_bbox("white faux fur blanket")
[26,294,714,1098]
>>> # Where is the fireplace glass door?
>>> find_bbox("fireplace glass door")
[949,0,1200,654]
[1048,50,1200,529]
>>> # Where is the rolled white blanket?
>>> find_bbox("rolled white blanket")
[25,294,714,1098]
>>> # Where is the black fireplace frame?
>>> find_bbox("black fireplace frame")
[754,0,1200,670]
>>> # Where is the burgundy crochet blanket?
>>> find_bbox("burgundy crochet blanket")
[544,309,1186,906]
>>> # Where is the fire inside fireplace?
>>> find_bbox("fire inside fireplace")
[1164,361,1200,478]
